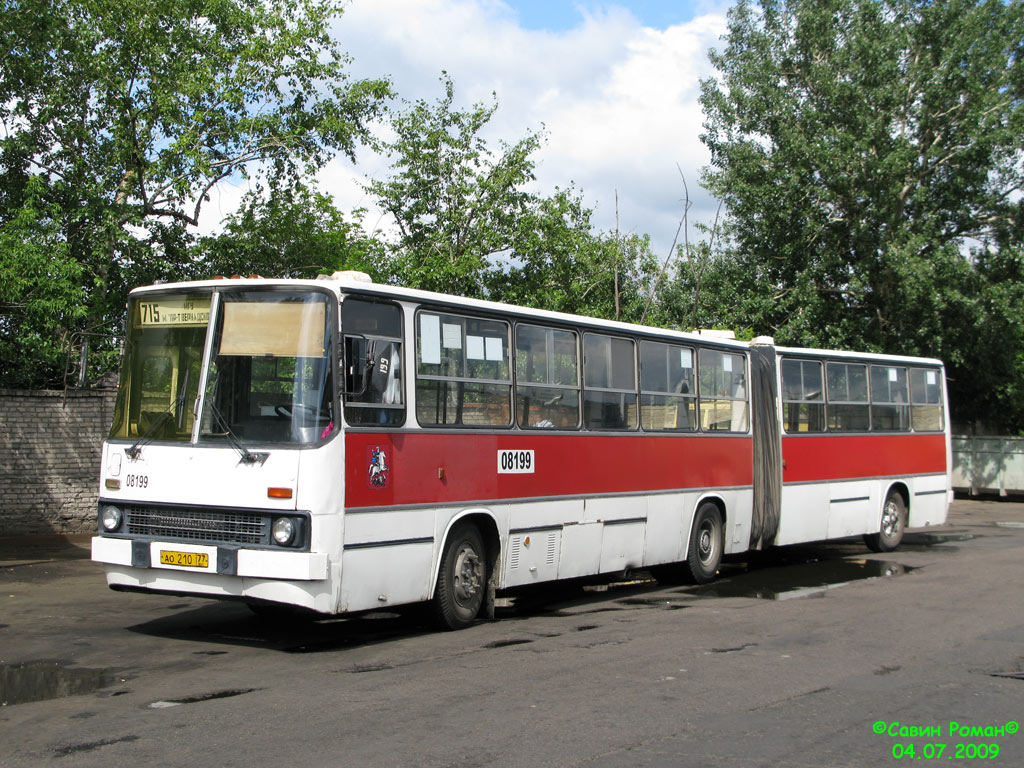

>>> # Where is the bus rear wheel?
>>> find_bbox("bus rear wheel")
[433,523,486,631]
[864,490,906,553]
[687,502,723,584]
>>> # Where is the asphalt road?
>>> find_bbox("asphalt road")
[1,498,1022,768]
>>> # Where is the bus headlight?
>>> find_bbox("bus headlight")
[271,517,296,546]
[100,505,123,532]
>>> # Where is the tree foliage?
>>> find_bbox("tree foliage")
[697,0,1024,431]
[0,0,389,387]
[366,75,543,296]
[365,75,662,322]
[196,183,386,281]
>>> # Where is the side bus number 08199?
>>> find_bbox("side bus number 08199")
[498,449,535,474]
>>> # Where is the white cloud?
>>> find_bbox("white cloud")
[201,1,731,258]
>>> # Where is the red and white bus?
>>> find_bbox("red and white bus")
[91,272,951,628]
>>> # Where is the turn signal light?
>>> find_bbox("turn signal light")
[267,487,293,499]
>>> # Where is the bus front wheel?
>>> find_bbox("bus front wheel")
[687,502,723,584]
[864,491,906,552]
[433,523,486,630]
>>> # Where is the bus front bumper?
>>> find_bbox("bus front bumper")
[91,536,329,581]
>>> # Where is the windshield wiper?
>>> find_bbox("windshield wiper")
[125,410,172,460]
[206,400,267,465]
[175,367,190,431]
[126,368,191,460]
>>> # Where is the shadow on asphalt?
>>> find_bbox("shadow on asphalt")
[125,533,965,654]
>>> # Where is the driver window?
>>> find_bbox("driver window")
[342,298,405,426]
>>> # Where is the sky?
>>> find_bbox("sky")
[200,0,732,260]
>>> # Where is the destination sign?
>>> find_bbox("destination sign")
[137,296,211,327]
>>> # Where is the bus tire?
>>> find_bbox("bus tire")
[864,490,906,553]
[686,502,723,584]
[433,523,487,631]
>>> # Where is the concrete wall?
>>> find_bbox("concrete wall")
[0,388,118,535]
[952,435,1024,497]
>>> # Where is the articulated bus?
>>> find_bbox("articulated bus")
[91,272,952,629]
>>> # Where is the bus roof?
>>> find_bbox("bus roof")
[128,276,944,366]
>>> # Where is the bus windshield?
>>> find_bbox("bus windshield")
[108,293,210,442]
[109,289,336,447]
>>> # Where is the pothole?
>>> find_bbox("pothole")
[485,638,534,648]
[616,596,691,609]
[0,661,124,707]
[148,688,259,708]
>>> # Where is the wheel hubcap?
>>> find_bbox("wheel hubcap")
[699,523,714,563]
[881,500,899,537]
[453,545,482,604]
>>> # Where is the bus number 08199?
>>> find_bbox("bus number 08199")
[498,450,535,474]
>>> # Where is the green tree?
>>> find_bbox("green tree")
[698,0,1024,431]
[366,74,662,321]
[483,191,660,323]
[196,183,386,281]
[0,0,390,387]
[0,177,85,387]
[365,75,542,296]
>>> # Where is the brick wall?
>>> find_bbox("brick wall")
[0,388,118,535]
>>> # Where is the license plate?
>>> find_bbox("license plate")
[159,550,209,568]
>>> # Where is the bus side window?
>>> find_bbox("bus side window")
[910,367,944,432]
[698,348,748,432]
[870,365,910,432]
[781,358,825,433]
[826,361,869,431]
[342,299,405,427]
[639,340,696,431]
[515,324,580,429]
[583,333,637,430]
[416,310,512,428]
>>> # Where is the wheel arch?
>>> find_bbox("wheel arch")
[430,508,500,597]
[685,493,727,557]
[884,481,910,518]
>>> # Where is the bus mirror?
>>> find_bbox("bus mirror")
[368,341,397,397]
[343,335,370,396]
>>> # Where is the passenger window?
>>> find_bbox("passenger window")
[342,299,404,426]
[781,358,825,433]
[416,311,511,427]
[515,324,580,429]
[870,365,910,431]
[826,362,869,431]
[640,341,696,431]
[583,333,637,430]
[698,348,748,432]
[910,367,943,432]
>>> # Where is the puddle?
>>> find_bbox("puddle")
[684,560,915,600]
[485,638,534,648]
[993,521,1024,529]
[346,663,395,673]
[711,642,756,653]
[616,596,691,610]
[902,532,976,545]
[0,661,123,706]
[149,688,259,708]
[53,734,139,757]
